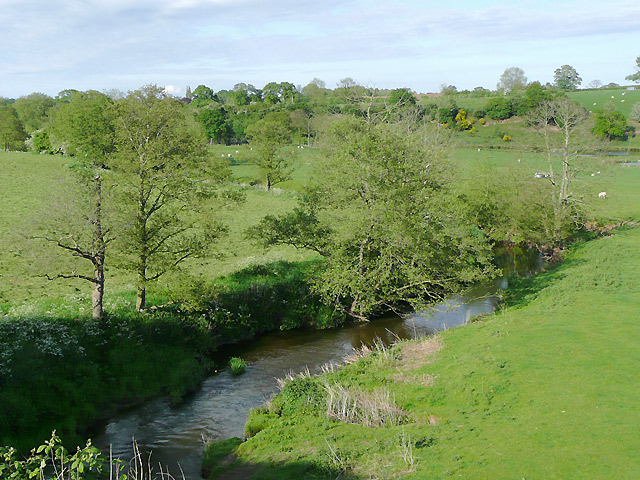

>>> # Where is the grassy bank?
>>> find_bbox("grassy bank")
[205,226,640,479]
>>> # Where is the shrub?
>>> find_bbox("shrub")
[229,356,247,375]
[503,134,512,142]
[270,376,325,416]
[485,97,513,120]
[591,111,634,140]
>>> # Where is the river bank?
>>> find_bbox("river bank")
[205,226,640,479]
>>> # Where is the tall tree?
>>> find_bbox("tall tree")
[527,97,589,245]
[251,118,495,319]
[497,67,527,92]
[0,105,27,151]
[554,65,582,90]
[39,90,116,320]
[13,92,56,133]
[245,113,294,190]
[113,85,229,311]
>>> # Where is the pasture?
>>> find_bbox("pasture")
[568,87,640,117]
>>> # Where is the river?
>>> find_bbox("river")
[93,248,543,479]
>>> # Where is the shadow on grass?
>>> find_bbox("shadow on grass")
[206,458,364,480]
[202,437,364,480]
[500,254,587,310]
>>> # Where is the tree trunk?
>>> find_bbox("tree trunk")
[136,282,146,311]
[92,173,106,320]
[92,265,105,320]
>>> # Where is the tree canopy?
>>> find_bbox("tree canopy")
[251,118,495,319]
[554,65,582,90]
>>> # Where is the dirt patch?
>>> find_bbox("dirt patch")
[398,337,441,370]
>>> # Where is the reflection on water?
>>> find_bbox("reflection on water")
[93,248,543,479]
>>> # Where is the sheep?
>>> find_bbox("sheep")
[228,154,232,158]
[598,192,607,199]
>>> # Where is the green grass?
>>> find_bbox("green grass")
[229,356,247,375]
[217,226,640,479]
[568,87,640,118]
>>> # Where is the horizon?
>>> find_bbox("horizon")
[2,0,639,99]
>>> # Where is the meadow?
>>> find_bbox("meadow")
[567,86,640,117]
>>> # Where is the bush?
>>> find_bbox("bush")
[485,97,513,120]
[591,110,634,140]
[270,376,325,416]
[229,356,247,375]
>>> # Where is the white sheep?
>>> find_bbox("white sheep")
[598,192,607,199]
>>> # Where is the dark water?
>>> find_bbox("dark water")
[92,248,543,479]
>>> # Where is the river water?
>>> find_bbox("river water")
[93,248,543,479]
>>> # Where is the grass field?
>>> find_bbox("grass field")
[208,219,640,479]
[568,87,640,117]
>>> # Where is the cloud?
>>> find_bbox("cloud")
[1,0,639,97]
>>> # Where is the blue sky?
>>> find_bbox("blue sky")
[1,0,639,98]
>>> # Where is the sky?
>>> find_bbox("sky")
[1,0,639,98]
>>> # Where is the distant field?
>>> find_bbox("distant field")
[2,145,639,308]
[568,87,640,117]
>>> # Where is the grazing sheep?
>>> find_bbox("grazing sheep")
[591,173,595,176]
[598,192,607,199]
[228,154,232,158]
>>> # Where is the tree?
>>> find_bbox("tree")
[12,93,56,133]
[113,85,229,311]
[196,107,230,144]
[190,85,217,108]
[39,90,117,320]
[625,55,640,83]
[527,97,589,245]
[554,65,582,90]
[245,113,294,190]
[587,80,603,89]
[0,105,27,151]
[497,67,527,92]
[485,97,513,120]
[591,110,634,140]
[251,118,495,319]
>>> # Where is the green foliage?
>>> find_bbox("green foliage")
[196,107,231,144]
[484,97,513,120]
[270,376,325,417]
[229,356,247,375]
[554,64,582,90]
[113,84,234,310]
[30,130,51,153]
[591,110,634,140]
[173,260,343,342]
[497,67,527,92]
[245,112,295,189]
[244,407,278,439]
[252,118,496,319]
[0,431,116,480]
[0,105,27,151]
[0,310,213,453]
[625,55,640,83]
[12,93,56,134]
